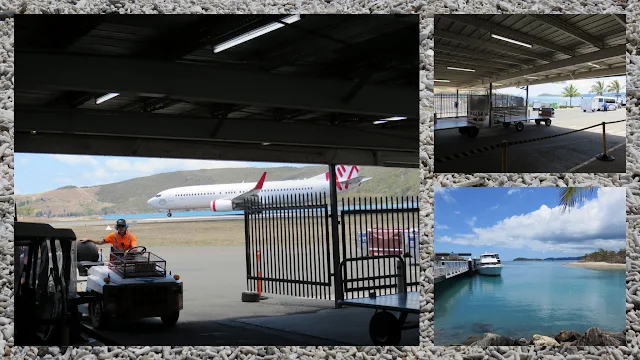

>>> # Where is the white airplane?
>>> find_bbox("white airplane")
[146,165,372,217]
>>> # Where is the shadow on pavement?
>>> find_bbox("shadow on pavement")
[434,121,626,173]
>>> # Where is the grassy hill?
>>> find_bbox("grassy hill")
[17,165,419,218]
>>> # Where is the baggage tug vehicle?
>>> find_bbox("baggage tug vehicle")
[77,242,183,329]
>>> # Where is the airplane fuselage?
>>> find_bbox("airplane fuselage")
[149,178,354,212]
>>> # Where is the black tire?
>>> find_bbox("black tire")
[161,311,180,326]
[583,110,586,112]
[167,213,172,217]
[502,122,510,128]
[241,291,261,302]
[458,127,468,135]
[467,127,480,138]
[77,241,100,262]
[545,119,551,126]
[89,301,110,329]
[515,122,524,131]
[535,120,540,125]
[369,311,401,346]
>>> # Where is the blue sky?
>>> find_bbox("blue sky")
[15,153,313,195]
[497,75,625,98]
[434,187,626,261]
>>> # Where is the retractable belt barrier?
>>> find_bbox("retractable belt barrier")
[434,119,626,172]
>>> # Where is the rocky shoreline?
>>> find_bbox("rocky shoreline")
[460,327,625,347]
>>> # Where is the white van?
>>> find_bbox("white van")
[581,96,617,112]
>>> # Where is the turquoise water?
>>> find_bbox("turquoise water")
[102,202,420,220]
[434,260,626,345]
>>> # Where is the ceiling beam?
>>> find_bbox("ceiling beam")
[19,52,418,118]
[440,15,576,56]
[462,64,625,88]
[435,30,554,62]
[435,55,517,70]
[474,45,625,85]
[16,15,105,51]
[16,107,417,152]
[527,15,606,49]
[435,44,530,67]
[613,14,626,27]
[15,132,417,168]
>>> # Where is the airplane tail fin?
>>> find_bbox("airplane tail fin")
[313,165,360,182]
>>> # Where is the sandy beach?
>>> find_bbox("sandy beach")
[564,262,625,270]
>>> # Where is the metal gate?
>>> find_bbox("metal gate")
[244,194,420,302]
[244,194,334,299]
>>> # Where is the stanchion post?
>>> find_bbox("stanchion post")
[256,249,262,296]
[596,121,615,162]
[501,140,508,173]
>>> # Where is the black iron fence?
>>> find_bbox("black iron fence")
[244,195,420,302]
[435,92,490,119]
[244,194,333,300]
[339,196,420,300]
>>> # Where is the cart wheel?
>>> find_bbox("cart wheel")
[545,119,551,126]
[535,120,540,125]
[583,110,586,112]
[458,127,468,135]
[515,122,524,131]
[161,311,180,326]
[369,311,402,346]
[89,301,110,329]
[502,123,511,128]
[467,127,480,138]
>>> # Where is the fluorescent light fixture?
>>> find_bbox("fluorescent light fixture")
[588,63,601,68]
[525,76,538,79]
[494,83,503,85]
[491,34,532,48]
[434,79,450,82]
[381,116,407,121]
[95,92,119,104]
[214,15,301,53]
[447,67,475,72]
[262,142,271,145]
[373,120,388,125]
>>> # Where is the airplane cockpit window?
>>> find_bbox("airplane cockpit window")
[155,194,161,197]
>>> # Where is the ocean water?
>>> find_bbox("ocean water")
[434,260,626,345]
[102,201,420,220]
[527,93,626,107]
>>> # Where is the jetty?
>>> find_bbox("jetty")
[434,252,478,284]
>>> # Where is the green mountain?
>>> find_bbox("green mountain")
[17,165,420,217]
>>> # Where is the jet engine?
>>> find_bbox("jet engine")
[211,199,235,212]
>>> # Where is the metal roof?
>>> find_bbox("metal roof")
[15,14,420,167]
[434,14,626,90]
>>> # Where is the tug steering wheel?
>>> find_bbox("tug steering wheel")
[124,246,147,257]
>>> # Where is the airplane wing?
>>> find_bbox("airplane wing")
[338,176,372,190]
[229,172,267,204]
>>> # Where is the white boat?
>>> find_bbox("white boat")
[477,252,503,276]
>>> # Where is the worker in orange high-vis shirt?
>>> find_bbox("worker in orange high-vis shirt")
[79,218,138,251]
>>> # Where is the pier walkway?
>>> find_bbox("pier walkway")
[434,252,477,283]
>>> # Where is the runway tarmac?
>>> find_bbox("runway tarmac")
[45,215,244,227]
[77,246,419,346]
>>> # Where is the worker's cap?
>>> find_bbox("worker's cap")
[116,219,127,228]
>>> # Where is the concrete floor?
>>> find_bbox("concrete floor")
[434,107,626,173]
[80,246,419,346]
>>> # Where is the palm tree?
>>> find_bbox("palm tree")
[606,79,625,103]
[590,81,606,95]
[561,84,581,107]
[558,187,596,213]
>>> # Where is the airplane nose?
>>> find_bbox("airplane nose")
[147,198,154,206]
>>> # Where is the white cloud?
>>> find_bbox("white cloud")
[435,187,458,203]
[435,221,449,230]
[507,188,520,196]
[437,188,626,254]
[50,154,99,166]
[488,204,499,210]
[103,157,252,175]
[466,216,477,226]
[454,211,460,214]
[84,168,111,180]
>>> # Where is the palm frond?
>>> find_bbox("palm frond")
[558,187,597,212]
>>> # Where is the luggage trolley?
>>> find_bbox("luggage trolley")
[336,255,419,346]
